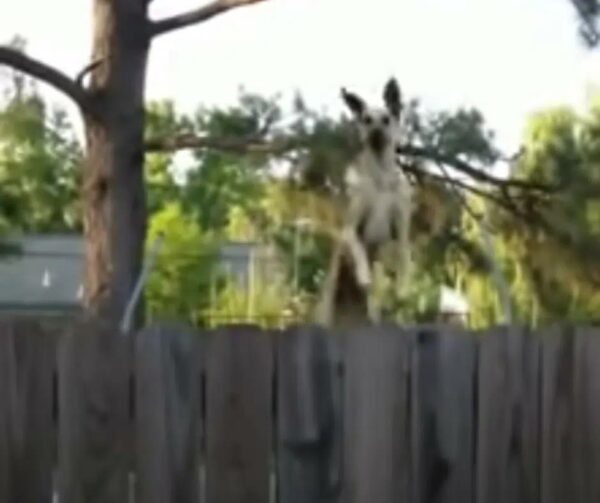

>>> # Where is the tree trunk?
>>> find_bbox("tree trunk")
[82,0,150,324]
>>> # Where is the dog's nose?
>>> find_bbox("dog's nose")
[368,128,387,152]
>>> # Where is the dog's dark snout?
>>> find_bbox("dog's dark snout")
[368,128,387,152]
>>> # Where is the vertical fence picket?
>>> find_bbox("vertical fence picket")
[0,318,55,503]
[276,325,339,503]
[541,325,600,502]
[411,325,477,503]
[340,325,411,503]
[476,326,540,503]
[134,324,202,503]
[205,325,273,503]
[57,318,130,503]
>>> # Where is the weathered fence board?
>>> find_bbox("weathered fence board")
[1,315,600,503]
[0,318,55,503]
[412,326,477,503]
[205,325,273,503]
[341,325,411,503]
[135,324,202,503]
[476,326,540,503]
[57,319,130,503]
[276,325,339,503]
[541,325,600,503]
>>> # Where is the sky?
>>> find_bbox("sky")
[2,0,600,154]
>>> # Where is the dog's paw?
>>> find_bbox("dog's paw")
[356,264,371,288]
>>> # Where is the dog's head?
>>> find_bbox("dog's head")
[341,78,402,156]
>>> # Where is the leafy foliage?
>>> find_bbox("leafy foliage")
[207,274,307,328]
[144,101,186,214]
[145,202,221,326]
[456,101,600,327]
[157,93,278,231]
[0,80,82,232]
[510,103,600,321]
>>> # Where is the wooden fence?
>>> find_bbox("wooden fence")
[0,316,599,503]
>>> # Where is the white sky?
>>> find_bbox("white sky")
[2,0,600,153]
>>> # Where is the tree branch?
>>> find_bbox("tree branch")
[0,46,93,114]
[150,0,269,37]
[145,133,298,155]
[436,160,486,223]
[397,143,557,193]
[399,161,513,214]
[401,158,600,286]
[144,131,559,197]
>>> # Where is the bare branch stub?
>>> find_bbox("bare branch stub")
[75,59,104,89]
[398,158,541,226]
[150,0,269,37]
[0,46,94,115]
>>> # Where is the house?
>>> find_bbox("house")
[0,234,276,316]
[0,234,83,316]
[218,241,283,289]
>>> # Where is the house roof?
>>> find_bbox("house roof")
[0,235,272,310]
[0,234,83,309]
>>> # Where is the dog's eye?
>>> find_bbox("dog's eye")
[382,115,390,125]
[363,115,372,125]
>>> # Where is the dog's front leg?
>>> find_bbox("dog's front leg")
[342,196,372,288]
[343,202,383,324]
[341,227,371,288]
[393,197,412,295]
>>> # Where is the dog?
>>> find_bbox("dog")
[338,77,413,321]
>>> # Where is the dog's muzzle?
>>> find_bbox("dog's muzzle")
[368,128,387,153]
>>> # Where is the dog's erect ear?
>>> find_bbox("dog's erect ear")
[341,88,366,117]
[383,78,402,119]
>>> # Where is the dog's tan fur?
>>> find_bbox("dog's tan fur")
[315,78,413,326]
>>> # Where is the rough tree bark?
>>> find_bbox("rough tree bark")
[0,0,269,326]
[82,0,150,322]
